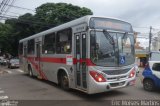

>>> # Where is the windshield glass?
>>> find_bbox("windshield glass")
[10,59,19,63]
[90,30,135,67]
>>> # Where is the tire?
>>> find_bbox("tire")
[60,72,69,90]
[28,66,33,77]
[143,79,155,91]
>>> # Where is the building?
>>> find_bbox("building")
[134,32,148,67]
[152,31,160,51]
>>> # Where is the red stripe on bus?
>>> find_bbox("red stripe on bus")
[40,57,95,66]
[22,56,95,67]
[27,57,48,80]
[73,58,96,66]
[40,57,66,64]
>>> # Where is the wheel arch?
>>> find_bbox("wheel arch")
[143,78,156,91]
[143,76,155,82]
[27,63,33,72]
[57,67,70,86]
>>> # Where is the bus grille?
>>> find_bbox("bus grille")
[102,68,130,75]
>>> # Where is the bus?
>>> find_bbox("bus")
[19,15,136,94]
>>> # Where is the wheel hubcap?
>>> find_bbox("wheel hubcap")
[63,76,68,86]
[144,81,152,90]
[29,70,32,76]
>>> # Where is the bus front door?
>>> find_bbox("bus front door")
[75,33,87,90]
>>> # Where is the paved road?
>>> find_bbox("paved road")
[0,66,160,105]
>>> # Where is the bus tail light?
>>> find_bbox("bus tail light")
[129,68,135,78]
[89,71,106,82]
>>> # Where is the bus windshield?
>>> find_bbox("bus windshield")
[90,30,135,67]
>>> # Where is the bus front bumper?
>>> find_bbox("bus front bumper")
[88,76,136,94]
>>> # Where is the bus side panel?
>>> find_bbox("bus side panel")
[40,55,74,88]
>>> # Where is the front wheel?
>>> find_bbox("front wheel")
[143,79,155,91]
[60,72,69,90]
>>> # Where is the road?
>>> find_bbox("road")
[0,66,160,105]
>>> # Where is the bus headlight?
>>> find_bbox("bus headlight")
[89,71,106,82]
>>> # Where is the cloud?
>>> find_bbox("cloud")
[9,0,160,31]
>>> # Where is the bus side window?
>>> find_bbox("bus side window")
[27,39,35,55]
[42,33,55,54]
[56,28,72,54]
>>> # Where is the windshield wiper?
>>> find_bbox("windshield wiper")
[122,32,128,39]
[122,32,128,45]
[103,29,114,45]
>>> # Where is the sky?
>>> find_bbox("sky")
[7,0,160,31]
[4,0,160,48]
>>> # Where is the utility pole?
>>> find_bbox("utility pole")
[149,26,152,53]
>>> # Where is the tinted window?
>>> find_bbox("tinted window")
[56,28,72,54]
[152,63,160,71]
[43,33,55,54]
[27,39,35,54]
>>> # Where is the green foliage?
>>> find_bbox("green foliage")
[35,3,93,32]
[0,23,12,55]
[0,2,93,56]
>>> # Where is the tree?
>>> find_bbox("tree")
[3,2,93,56]
[35,3,93,32]
[0,23,13,55]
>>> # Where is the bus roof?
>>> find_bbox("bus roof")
[19,15,132,42]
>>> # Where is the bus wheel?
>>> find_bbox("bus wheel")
[60,72,69,90]
[143,79,155,91]
[28,66,33,77]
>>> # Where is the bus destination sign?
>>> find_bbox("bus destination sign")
[90,17,133,32]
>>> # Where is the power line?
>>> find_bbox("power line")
[0,0,10,14]
[7,11,22,15]
[3,0,16,15]
[0,0,16,21]
[0,15,54,27]
[0,0,6,9]
[1,14,18,18]
[0,2,35,11]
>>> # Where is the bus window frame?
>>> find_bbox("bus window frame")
[56,28,72,54]
[27,39,35,55]
[42,33,56,54]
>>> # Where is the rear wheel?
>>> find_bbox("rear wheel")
[8,65,10,68]
[143,79,155,91]
[28,66,33,77]
[60,72,69,90]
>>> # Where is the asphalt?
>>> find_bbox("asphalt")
[0,66,160,106]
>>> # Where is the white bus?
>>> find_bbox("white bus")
[19,15,136,94]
